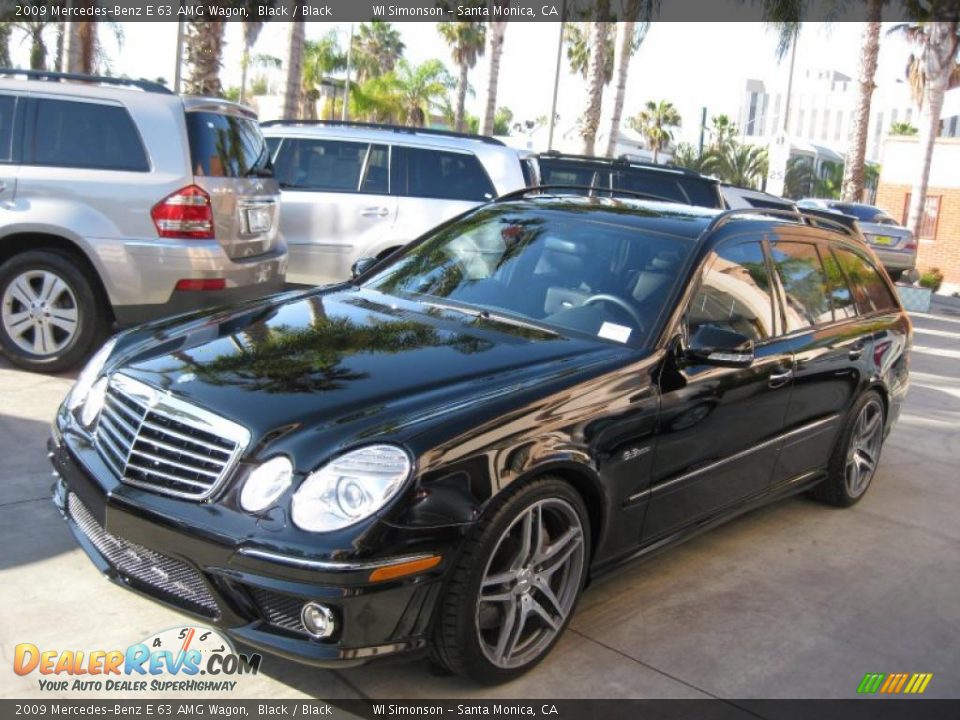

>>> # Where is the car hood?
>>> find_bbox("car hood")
[112,287,623,458]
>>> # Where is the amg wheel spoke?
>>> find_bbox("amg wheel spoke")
[860,410,881,441]
[531,576,566,622]
[537,526,583,577]
[527,593,561,631]
[494,597,525,664]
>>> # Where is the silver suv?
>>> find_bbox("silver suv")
[0,70,287,372]
[262,121,534,285]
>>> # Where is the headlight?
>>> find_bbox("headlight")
[79,377,109,428]
[66,337,118,412]
[240,456,294,513]
[291,445,411,532]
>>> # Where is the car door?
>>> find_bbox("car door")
[643,237,795,541]
[0,93,19,209]
[767,233,866,483]
[273,137,397,284]
[390,145,495,253]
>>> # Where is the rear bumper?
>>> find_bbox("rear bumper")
[86,236,289,324]
[48,425,455,669]
[871,247,917,272]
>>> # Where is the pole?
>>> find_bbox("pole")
[697,106,707,158]
[341,23,354,122]
[174,19,185,93]
[547,5,566,151]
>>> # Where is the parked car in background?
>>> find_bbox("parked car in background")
[51,192,910,683]
[537,152,725,208]
[797,199,917,281]
[0,70,286,372]
[262,121,532,285]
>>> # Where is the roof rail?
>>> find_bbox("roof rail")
[706,206,860,239]
[0,68,174,95]
[538,150,704,177]
[494,184,678,204]
[259,119,505,146]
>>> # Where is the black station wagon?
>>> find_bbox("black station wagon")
[50,192,911,683]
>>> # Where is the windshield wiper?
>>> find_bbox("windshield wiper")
[419,300,559,337]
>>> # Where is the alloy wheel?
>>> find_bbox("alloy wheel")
[1,269,80,357]
[845,398,884,498]
[475,498,585,670]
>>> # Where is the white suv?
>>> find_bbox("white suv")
[262,121,535,284]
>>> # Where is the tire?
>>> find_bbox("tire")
[0,250,109,373]
[811,390,886,507]
[431,476,590,684]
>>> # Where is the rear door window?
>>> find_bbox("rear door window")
[273,138,368,191]
[770,241,833,330]
[820,245,859,320]
[359,144,390,194]
[186,111,269,178]
[397,147,495,202]
[0,94,15,163]
[831,245,900,314]
[31,98,148,172]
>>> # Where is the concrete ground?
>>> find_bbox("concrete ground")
[1,302,958,700]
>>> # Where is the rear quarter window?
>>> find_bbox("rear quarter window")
[398,147,495,202]
[31,98,148,172]
[0,94,15,162]
[186,111,269,178]
[832,245,899,314]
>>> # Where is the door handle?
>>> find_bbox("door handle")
[768,367,794,389]
[849,342,865,361]
[362,206,389,217]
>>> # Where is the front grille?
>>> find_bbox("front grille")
[248,587,306,634]
[95,373,249,501]
[67,493,219,618]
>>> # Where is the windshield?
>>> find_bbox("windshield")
[363,205,694,347]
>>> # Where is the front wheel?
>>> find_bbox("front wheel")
[812,391,886,507]
[432,477,590,684]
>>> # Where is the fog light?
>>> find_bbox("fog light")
[301,602,336,639]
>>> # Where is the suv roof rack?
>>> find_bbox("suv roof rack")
[260,119,506,146]
[707,206,860,239]
[538,150,705,177]
[0,68,174,95]
[495,184,679,204]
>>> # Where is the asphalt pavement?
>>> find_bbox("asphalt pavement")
[1,300,958,700]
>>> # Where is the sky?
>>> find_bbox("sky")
[7,21,917,146]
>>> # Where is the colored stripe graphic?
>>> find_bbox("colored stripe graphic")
[857,672,932,694]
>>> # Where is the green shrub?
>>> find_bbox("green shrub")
[919,267,944,292]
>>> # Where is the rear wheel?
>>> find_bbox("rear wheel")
[0,251,108,372]
[432,477,589,684]
[812,391,886,507]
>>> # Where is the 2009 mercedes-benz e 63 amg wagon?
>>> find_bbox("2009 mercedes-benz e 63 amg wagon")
[50,192,911,684]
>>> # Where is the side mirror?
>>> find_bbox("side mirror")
[685,325,754,368]
[351,257,377,279]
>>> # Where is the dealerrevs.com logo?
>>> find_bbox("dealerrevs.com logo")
[13,626,262,693]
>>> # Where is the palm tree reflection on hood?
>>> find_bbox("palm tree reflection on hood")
[175,300,496,394]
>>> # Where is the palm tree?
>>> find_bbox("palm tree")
[711,143,769,189]
[564,22,615,82]
[581,8,613,155]
[605,8,653,157]
[301,31,346,120]
[840,1,884,203]
[281,20,304,119]
[352,21,405,83]
[891,20,960,240]
[437,17,486,132]
[239,21,264,104]
[184,21,225,96]
[671,142,716,175]
[708,114,738,154]
[0,23,11,67]
[628,100,681,163]
[10,18,51,70]
[783,155,816,199]
[481,12,508,137]
[889,121,919,136]
[396,59,455,126]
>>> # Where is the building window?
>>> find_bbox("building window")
[903,193,941,239]
[822,110,831,140]
[810,109,818,138]
[835,111,844,141]
[746,92,760,135]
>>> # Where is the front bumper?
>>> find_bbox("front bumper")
[48,427,457,669]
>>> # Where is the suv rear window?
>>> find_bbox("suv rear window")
[613,169,722,208]
[186,111,269,178]
[32,99,148,172]
[830,203,895,225]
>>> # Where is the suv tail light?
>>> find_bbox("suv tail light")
[151,185,215,239]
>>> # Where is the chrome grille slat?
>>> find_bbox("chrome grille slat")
[128,449,221,478]
[94,374,250,501]
[67,493,219,617]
